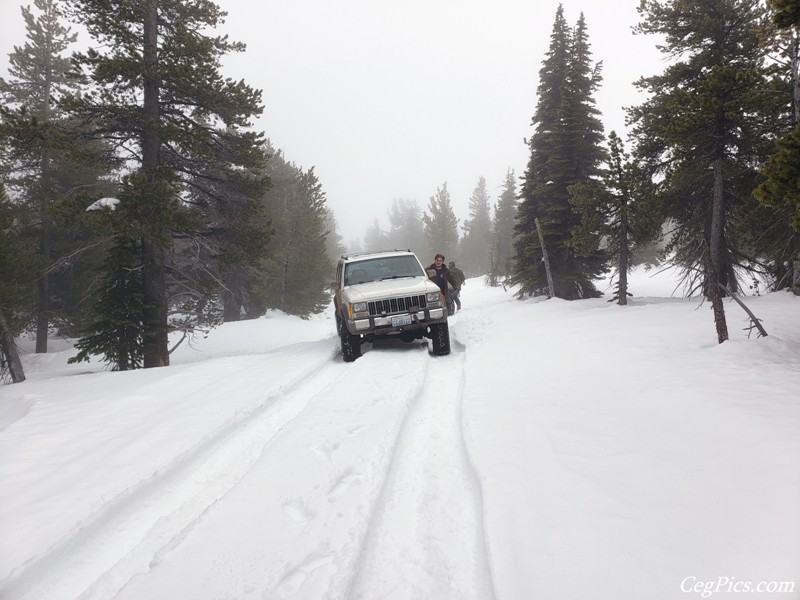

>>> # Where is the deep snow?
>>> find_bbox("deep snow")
[1,267,799,600]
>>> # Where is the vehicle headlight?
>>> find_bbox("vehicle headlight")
[426,291,441,304]
[350,302,368,317]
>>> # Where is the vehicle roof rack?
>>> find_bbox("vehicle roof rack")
[340,249,412,260]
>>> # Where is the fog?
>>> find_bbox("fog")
[0,0,663,246]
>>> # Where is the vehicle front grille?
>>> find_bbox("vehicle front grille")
[368,294,427,316]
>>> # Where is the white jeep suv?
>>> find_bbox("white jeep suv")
[332,250,451,361]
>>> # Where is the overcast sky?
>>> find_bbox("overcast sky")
[0,0,664,248]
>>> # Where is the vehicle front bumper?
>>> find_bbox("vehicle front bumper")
[345,307,447,336]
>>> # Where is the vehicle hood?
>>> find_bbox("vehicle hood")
[341,276,440,302]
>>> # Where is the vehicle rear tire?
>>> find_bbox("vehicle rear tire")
[430,321,450,356]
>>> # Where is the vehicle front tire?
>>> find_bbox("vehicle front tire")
[429,321,450,356]
[446,297,455,316]
[340,326,362,362]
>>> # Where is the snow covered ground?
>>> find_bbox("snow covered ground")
[1,266,799,600]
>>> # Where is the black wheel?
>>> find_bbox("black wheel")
[446,297,455,316]
[340,327,362,362]
[335,311,344,334]
[429,321,450,356]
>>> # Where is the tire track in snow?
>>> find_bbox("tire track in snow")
[344,335,497,600]
[0,341,344,600]
[112,342,436,600]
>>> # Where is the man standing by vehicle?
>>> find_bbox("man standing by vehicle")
[448,261,465,311]
[427,254,459,315]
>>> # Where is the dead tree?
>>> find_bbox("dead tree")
[535,217,556,299]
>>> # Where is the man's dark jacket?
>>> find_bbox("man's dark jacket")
[426,263,459,295]
[450,266,466,287]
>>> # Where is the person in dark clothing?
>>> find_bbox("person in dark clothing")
[448,261,465,310]
[427,254,460,315]
[427,254,459,295]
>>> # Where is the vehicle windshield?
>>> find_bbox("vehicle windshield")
[344,255,425,285]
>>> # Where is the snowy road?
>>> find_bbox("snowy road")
[2,316,496,600]
[105,329,494,600]
[2,276,799,599]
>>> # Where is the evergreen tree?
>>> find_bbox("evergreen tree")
[630,0,785,341]
[570,131,663,304]
[513,7,607,299]
[258,155,332,317]
[753,0,800,293]
[270,167,331,317]
[385,198,425,255]
[755,124,800,231]
[460,176,493,277]
[422,182,459,262]
[174,128,271,326]
[0,0,107,352]
[0,183,41,383]
[514,5,570,296]
[490,169,518,284]
[323,208,347,263]
[62,0,266,367]
[68,183,144,370]
[363,218,388,253]
[771,0,800,28]
[346,238,363,254]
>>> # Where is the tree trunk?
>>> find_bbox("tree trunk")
[710,157,726,289]
[36,171,52,353]
[792,208,800,296]
[35,270,50,353]
[281,254,289,310]
[141,238,169,367]
[790,33,799,296]
[0,309,26,383]
[222,291,241,322]
[705,242,729,344]
[707,154,729,343]
[35,54,55,354]
[792,32,799,125]
[535,217,556,299]
[618,211,629,306]
[140,0,169,368]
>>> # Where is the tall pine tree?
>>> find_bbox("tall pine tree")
[62,0,267,367]
[385,198,425,255]
[490,169,518,284]
[0,182,41,383]
[754,0,800,293]
[422,182,459,263]
[264,166,332,317]
[460,176,493,277]
[570,131,663,304]
[0,0,113,352]
[630,0,785,341]
[513,7,607,299]
[255,150,332,318]
[363,218,388,253]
